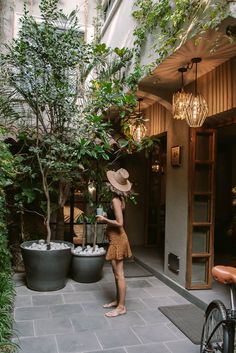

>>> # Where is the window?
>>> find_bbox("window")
[14,13,84,39]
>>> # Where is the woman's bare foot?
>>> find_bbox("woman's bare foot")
[104,307,126,317]
[103,301,117,308]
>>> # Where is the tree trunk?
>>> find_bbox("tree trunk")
[36,153,51,245]
[56,206,65,240]
[50,211,57,241]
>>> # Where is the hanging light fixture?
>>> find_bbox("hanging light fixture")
[185,58,208,128]
[128,98,147,142]
[172,67,191,120]
[88,181,96,202]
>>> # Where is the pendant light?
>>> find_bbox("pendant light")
[185,58,208,128]
[128,98,147,142]
[172,67,191,120]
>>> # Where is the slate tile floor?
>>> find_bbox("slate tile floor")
[13,262,200,353]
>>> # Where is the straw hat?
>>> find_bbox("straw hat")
[106,168,132,192]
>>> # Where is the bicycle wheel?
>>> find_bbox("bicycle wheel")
[200,300,232,353]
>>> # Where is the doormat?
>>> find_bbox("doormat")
[124,260,153,278]
[158,304,205,344]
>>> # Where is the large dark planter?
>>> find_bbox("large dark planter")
[21,240,73,291]
[71,253,106,283]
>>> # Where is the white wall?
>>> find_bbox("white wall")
[100,0,163,68]
[101,0,135,49]
[164,113,189,286]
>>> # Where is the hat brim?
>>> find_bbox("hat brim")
[106,170,132,192]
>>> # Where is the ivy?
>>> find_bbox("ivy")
[132,0,229,67]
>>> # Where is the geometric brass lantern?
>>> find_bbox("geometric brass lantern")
[128,98,147,141]
[172,67,191,120]
[185,58,208,128]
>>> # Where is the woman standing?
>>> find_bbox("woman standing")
[96,168,132,317]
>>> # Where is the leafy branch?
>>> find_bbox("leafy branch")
[132,0,229,68]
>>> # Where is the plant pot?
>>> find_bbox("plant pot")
[21,240,73,291]
[71,252,106,283]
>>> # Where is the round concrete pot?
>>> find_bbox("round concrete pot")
[71,252,106,283]
[21,240,73,291]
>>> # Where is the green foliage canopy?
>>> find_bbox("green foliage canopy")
[0,0,140,243]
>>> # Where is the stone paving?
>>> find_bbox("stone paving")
[13,263,201,353]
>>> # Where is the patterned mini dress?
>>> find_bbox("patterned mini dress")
[105,200,132,261]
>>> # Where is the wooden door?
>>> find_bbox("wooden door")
[186,128,216,289]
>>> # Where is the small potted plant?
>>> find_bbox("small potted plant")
[71,180,108,283]
[71,212,107,283]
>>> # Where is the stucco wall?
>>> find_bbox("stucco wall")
[101,0,135,49]
[164,113,189,286]
[100,1,157,68]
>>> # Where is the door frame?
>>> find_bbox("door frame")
[186,128,216,289]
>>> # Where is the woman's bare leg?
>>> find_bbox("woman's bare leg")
[105,259,126,317]
[103,260,118,308]
[115,259,126,309]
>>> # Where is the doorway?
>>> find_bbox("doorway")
[214,123,236,265]
[145,133,167,250]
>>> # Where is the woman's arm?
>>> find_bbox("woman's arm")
[96,197,124,227]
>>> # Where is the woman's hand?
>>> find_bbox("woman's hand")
[96,215,107,223]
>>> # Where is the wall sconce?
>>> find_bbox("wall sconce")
[172,67,191,120]
[128,98,147,142]
[185,58,208,128]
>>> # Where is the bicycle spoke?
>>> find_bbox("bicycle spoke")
[200,301,228,353]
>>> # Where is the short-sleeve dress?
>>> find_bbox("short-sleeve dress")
[105,197,132,261]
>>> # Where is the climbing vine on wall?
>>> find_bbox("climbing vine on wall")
[95,0,230,97]
[132,0,230,66]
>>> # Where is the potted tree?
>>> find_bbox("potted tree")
[0,0,139,290]
[71,174,111,283]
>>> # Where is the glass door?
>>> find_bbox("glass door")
[186,128,216,289]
